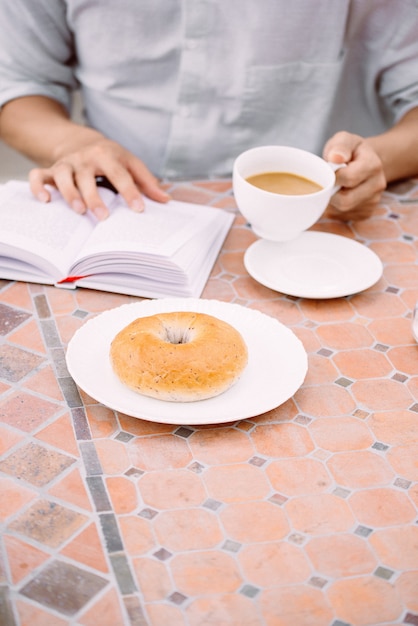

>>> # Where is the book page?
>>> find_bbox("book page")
[70,198,222,268]
[0,181,95,279]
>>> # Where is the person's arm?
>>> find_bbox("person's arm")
[322,107,418,221]
[366,107,418,183]
[0,95,170,219]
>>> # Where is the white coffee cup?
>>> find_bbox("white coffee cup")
[233,145,342,241]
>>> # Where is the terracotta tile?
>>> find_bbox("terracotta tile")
[260,585,333,626]
[95,438,131,474]
[60,522,109,573]
[387,443,418,480]
[3,535,50,584]
[317,321,374,349]
[8,499,88,548]
[118,515,155,555]
[248,399,298,424]
[252,423,314,457]
[266,457,332,496]
[186,595,261,626]
[305,534,377,577]
[189,428,254,465]
[106,476,138,514]
[351,291,407,318]
[368,409,418,445]
[0,302,31,335]
[0,477,37,522]
[0,424,24,455]
[35,412,78,455]
[239,541,311,586]
[349,487,416,526]
[354,216,401,239]
[370,239,416,264]
[118,413,174,436]
[395,571,418,612]
[351,378,413,411]
[78,587,126,626]
[309,416,374,451]
[222,225,255,252]
[56,314,85,344]
[0,282,34,311]
[75,289,135,313]
[47,467,93,511]
[326,576,403,626]
[303,353,338,385]
[146,604,187,626]
[44,286,77,315]
[385,263,418,289]
[171,551,242,595]
[154,509,223,550]
[327,450,394,488]
[203,463,271,502]
[295,384,356,417]
[132,557,172,601]
[249,299,305,326]
[85,404,119,438]
[15,598,68,626]
[0,391,61,432]
[388,345,418,375]
[19,559,108,616]
[368,316,415,346]
[333,347,392,379]
[139,468,206,509]
[129,434,192,470]
[0,344,44,382]
[285,494,355,534]
[370,526,418,570]
[23,365,65,401]
[201,276,237,301]
[0,442,75,487]
[220,501,289,542]
[300,298,354,323]
[8,319,46,353]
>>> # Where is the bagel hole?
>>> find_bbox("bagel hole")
[164,325,192,344]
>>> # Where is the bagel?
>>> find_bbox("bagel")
[109,311,248,402]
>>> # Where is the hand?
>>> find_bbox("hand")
[322,131,387,221]
[29,137,170,220]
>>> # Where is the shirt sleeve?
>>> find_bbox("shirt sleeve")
[0,0,78,111]
[374,1,418,122]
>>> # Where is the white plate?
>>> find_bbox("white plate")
[66,298,308,425]
[244,231,383,299]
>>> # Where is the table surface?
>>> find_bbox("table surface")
[1,178,418,626]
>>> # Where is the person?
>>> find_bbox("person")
[0,0,418,221]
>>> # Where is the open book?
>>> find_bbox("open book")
[0,180,234,298]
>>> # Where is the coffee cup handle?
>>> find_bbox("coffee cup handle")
[328,162,346,194]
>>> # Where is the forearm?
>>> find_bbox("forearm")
[366,107,418,183]
[0,95,104,167]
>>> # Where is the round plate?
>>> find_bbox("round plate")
[244,231,383,299]
[65,298,308,425]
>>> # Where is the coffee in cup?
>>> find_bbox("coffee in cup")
[233,145,342,241]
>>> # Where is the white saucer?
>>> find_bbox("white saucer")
[66,298,308,425]
[244,231,383,299]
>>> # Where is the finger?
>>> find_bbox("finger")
[330,181,382,214]
[48,163,89,215]
[29,168,56,203]
[73,170,111,220]
[323,131,362,165]
[127,159,171,203]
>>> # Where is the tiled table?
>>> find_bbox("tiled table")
[1,178,418,626]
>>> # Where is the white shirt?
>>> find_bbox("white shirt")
[1,0,418,179]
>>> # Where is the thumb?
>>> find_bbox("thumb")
[323,132,362,164]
